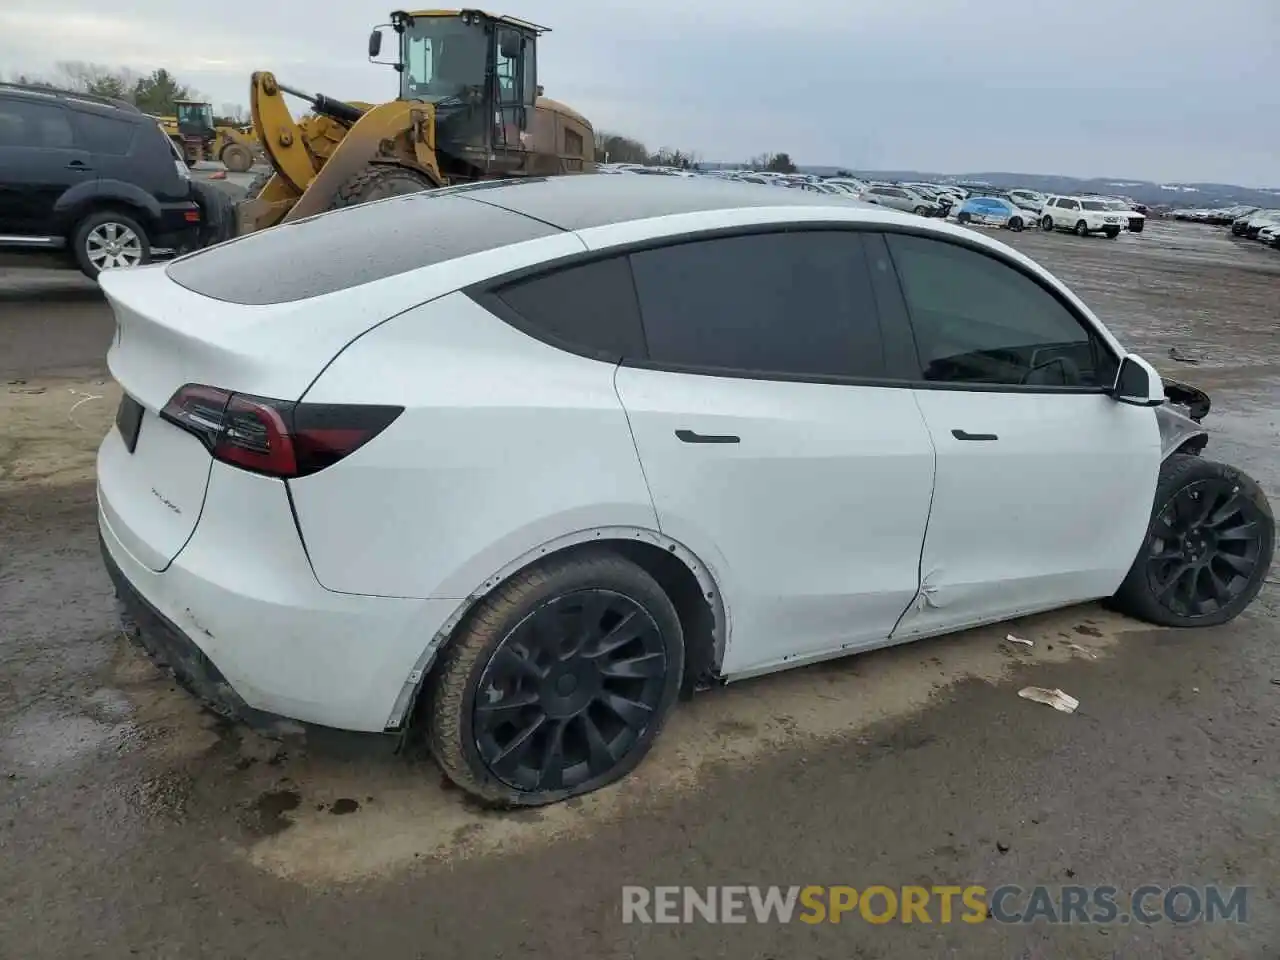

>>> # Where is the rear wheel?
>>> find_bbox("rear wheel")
[220,142,253,173]
[1108,455,1274,627]
[72,210,150,278]
[1009,216,1024,232]
[1041,216,1054,231]
[425,550,684,806]
[1075,220,1089,236]
[957,212,972,224]
[913,205,929,216]
[328,165,439,210]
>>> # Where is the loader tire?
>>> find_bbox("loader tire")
[327,166,439,210]
[220,142,254,173]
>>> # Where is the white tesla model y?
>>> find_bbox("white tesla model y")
[97,175,1274,805]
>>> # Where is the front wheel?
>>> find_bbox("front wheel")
[72,210,151,278]
[327,165,439,210]
[1108,455,1274,627]
[957,212,972,224]
[1075,220,1090,236]
[1041,216,1054,231]
[913,205,929,216]
[220,142,254,173]
[425,550,685,806]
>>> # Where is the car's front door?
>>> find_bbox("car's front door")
[613,229,937,676]
[878,231,1162,639]
[0,97,90,237]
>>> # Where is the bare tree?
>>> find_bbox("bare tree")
[219,102,248,125]
[594,130,649,164]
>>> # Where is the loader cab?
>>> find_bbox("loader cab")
[382,10,541,175]
[174,100,215,140]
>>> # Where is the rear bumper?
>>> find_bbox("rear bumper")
[97,458,460,733]
[153,202,202,251]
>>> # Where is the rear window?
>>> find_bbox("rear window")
[166,192,561,305]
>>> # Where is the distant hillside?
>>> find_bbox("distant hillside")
[700,162,1277,208]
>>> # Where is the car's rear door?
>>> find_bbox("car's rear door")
[0,95,92,236]
[878,229,1161,639]
[612,228,937,676]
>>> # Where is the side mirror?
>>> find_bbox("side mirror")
[1111,354,1164,407]
[368,29,383,58]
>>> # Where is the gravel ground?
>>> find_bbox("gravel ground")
[0,218,1277,959]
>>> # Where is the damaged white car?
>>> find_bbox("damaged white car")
[97,176,1276,807]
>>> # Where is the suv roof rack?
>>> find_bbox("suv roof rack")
[0,81,142,115]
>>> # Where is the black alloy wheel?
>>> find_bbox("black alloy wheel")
[425,551,684,806]
[473,590,669,792]
[1110,455,1274,627]
[1143,480,1265,617]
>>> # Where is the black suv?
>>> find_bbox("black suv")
[0,83,202,278]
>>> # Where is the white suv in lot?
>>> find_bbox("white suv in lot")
[1040,195,1126,238]
[97,176,1275,806]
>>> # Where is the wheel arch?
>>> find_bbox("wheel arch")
[383,526,729,734]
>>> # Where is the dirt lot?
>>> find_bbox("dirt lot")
[1,221,1278,958]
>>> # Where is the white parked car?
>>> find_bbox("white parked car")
[1008,189,1047,213]
[1096,198,1146,234]
[97,176,1274,806]
[1040,195,1126,237]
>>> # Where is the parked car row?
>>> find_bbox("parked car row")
[1167,203,1280,250]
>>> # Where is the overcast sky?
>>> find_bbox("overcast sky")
[4,0,1276,185]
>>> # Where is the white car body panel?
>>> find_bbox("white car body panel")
[291,292,658,600]
[99,459,448,731]
[896,391,1161,638]
[613,366,935,676]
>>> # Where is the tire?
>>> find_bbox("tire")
[913,205,929,216]
[1009,217,1024,232]
[425,550,685,806]
[72,210,151,279]
[1041,216,1054,231]
[1108,455,1275,628]
[327,165,439,211]
[1105,227,1120,239]
[220,142,253,173]
[957,212,972,224]
[1075,220,1089,237]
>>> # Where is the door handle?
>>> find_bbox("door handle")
[951,429,998,441]
[66,161,92,171]
[676,429,740,444]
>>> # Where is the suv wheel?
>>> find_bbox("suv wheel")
[425,550,684,806]
[1041,216,1054,231]
[73,211,151,278]
[1075,220,1090,237]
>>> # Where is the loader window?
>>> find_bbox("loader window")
[402,17,487,101]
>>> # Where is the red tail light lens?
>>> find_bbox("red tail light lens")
[161,384,402,478]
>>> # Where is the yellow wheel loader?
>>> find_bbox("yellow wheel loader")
[238,8,595,235]
[159,101,260,172]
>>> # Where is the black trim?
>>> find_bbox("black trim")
[675,429,740,444]
[951,429,998,441]
[463,218,1125,395]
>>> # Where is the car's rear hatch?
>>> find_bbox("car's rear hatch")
[97,264,373,571]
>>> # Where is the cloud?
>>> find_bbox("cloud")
[3,0,1276,184]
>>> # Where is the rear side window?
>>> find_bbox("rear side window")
[72,110,136,155]
[0,99,74,148]
[489,255,646,360]
[629,231,886,379]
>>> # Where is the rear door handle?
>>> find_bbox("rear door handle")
[66,161,92,171]
[951,429,998,441]
[676,429,740,444]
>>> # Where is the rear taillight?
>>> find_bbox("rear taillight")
[161,384,402,479]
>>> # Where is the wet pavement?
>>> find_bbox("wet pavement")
[1,220,1278,958]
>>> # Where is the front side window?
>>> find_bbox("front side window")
[885,233,1117,388]
[401,16,488,101]
[630,231,887,379]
